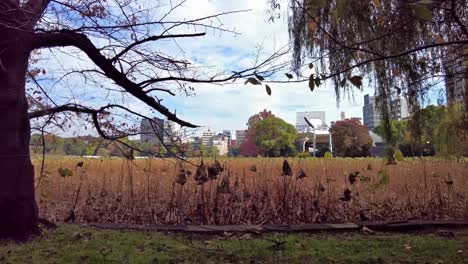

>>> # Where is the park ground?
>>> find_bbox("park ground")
[1,225,467,263]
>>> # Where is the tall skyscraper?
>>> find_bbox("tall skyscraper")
[363,95,382,130]
[390,95,410,120]
[363,94,411,130]
[445,52,466,104]
[296,111,326,132]
[235,130,246,146]
[140,118,165,145]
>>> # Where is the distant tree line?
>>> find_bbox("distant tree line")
[30,134,222,158]
[30,134,142,157]
[374,104,467,157]
[233,110,373,158]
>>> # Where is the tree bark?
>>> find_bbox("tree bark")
[0,28,39,241]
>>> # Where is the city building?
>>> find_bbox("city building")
[235,130,246,146]
[201,129,214,147]
[340,111,351,120]
[222,130,231,148]
[163,119,180,145]
[213,137,229,156]
[363,94,410,130]
[390,95,410,120]
[140,117,164,145]
[445,52,466,104]
[296,111,326,132]
[363,94,382,130]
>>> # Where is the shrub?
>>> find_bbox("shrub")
[394,149,404,162]
[297,152,311,158]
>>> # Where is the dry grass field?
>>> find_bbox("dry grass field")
[33,157,468,225]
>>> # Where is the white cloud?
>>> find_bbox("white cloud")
[35,0,373,137]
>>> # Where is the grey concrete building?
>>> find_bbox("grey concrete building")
[140,118,164,145]
[363,94,411,130]
[363,95,382,130]
[445,53,466,104]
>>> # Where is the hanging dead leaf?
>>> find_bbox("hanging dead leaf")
[297,169,307,179]
[372,0,382,9]
[339,188,352,202]
[207,160,223,180]
[254,73,265,81]
[265,84,272,96]
[195,161,208,185]
[433,34,445,44]
[377,15,385,27]
[348,171,359,185]
[244,77,261,85]
[349,76,363,88]
[308,21,318,31]
[250,164,257,172]
[176,168,187,185]
[282,159,292,176]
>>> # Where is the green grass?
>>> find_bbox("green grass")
[1,225,468,263]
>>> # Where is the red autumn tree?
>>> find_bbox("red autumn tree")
[240,109,274,156]
[331,118,373,157]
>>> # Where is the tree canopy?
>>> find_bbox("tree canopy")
[374,104,468,156]
[269,0,468,160]
[240,109,275,156]
[331,118,372,157]
[255,116,298,157]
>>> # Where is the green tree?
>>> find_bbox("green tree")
[374,119,409,147]
[241,109,275,156]
[433,104,468,156]
[63,138,87,156]
[255,117,298,157]
[271,0,468,162]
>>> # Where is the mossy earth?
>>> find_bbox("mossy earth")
[1,225,467,263]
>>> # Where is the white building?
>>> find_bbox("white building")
[201,129,214,147]
[296,111,327,132]
[163,119,180,145]
[390,95,410,120]
[213,138,229,156]
[341,111,351,120]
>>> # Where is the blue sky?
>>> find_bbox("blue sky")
[131,0,375,133]
[32,0,444,137]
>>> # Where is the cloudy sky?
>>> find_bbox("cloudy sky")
[36,0,388,137]
[147,0,375,134]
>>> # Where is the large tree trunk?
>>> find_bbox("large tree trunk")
[0,28,39,240]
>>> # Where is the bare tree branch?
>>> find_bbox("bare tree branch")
[28,103,99,119]
[31,30,198,128]
[110,32,206,62]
